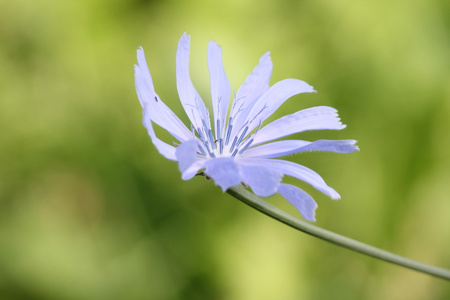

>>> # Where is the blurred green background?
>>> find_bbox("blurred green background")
[1,0,449,299]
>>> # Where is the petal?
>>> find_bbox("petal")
[242,140,311,158]
[204,158,241,191]
[245,79,316,134]
[182,160,206,180]
[238,163,283,197]
[289,139,359,154]
[278,184,318,222]
[252,106,345,145]
[235,52,272,105]
[176,33,211,131]
[135,48,192,142]
[175,140,199,175]
[208,41,231,138]
[174,139,207,179]
[243,139,359,159]
[135,47,156,109]
[230,52,272,137]
[239,158,340,199]
[142,106,177,161]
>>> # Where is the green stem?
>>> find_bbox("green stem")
[227,186,450,280]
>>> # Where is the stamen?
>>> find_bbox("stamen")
[207,128,215,149]
[230,136,238,153]
[219,138,224,155]
[198,144,207,156]
[202,140,216,158]
[190,108,202,130]
[225,118,233,145]
[206,110,212,129]
[250,104,268,124]
[197,128,206,142]
[216,119,220,140]
[201,118,210,132]
[238,138,254,155]
[196,96,209,124]
[236,126,249,147]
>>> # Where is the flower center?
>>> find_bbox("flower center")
[195,119,259,159]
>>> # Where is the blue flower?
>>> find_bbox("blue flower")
[135,33,358,222]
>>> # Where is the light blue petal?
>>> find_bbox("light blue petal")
[243,139,359,158]
[135,48,192,142]
[204,158,241,191]
[289,139,359,154]
[242,140,309,158]
[252,106,345,145]
[230,52,272,138]
[235,52,272,105]
[238,163,283,197]
[245,79,316,134]
[181,160,206,180]
[142,105,177,161]
[176,33,211,132]
[208,41,230,139]
[175,139,207,180]
[175,140,199,174]
[135,47,156,109]
[239,158,340,199]
[278,184,318,222]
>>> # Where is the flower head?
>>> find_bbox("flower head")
[135,33,358,222]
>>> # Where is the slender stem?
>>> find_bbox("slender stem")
[227,186,450,280]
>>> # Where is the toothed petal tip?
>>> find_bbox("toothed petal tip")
[331,192,341,200]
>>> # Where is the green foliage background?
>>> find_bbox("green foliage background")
[1,0,449,299]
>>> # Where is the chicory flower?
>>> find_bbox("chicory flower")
[135,33,358,221]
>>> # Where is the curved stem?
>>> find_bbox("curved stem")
[227,186,450,280]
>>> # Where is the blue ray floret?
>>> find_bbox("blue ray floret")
[134,33,359,222]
